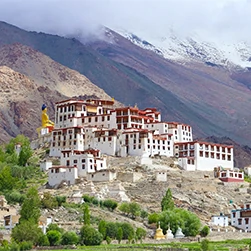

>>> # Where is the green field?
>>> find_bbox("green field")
[43,239,250,251]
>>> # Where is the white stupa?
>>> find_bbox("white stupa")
[175,227,185,238]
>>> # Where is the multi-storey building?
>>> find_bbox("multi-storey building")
[231,202,251,231]
[47,98,234,174]
[48,148,107,187]
[175,141,234,171]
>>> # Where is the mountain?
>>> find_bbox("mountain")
[1,21,251,146]
[0,43,112,143]
[116,29,251,69]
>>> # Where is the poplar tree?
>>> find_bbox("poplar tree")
[161,188,174,211]
[83,204,90,225]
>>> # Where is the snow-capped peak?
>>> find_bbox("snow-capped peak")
[114,27,251,69]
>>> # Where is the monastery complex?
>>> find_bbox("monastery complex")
[37,98,235,187]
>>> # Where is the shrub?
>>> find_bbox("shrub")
[116,227,123,244]
[38,235,50,246]
[19,241,32,251]
[201,239,210,251]
[200,225,210,237]
[55,196,66,207]
[148,212,159,224]
[106,236,111,245]
[98,220,107,239]
[46,230,62,246]
[103,199,118,211]
[41,192,58,209]
[80,225,103,246]
[61,231,79,245]
[46,223,64,234]
[82,195,93,203]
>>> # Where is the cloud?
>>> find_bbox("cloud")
[0,0,250,43]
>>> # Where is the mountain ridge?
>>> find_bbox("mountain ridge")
[1,21,251,146]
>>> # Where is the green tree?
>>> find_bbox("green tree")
[5,135,33,166]
[5,190,26,205]
[11,220,43,245]
[148,212,159,224]
[46,223,64,234]
[200,225,210,237]
[20,187,41,224]
[158,208,201,237]
[103,199,118,211]
[38,235,50,246]
[120,222,134,240]
[106,236,111,245]
[129,202,141,219]
[136,227,146,243]
[201,239,210,251]
[0,166,19,192]
[119,202,130,216]
[55,196,66,207]
[46,230,61,246]
[41,192,58,209]
[83,205,90,225]
[80,225,103,246]
[140,210,148,220]
[116,227,123,244]
[105,222,118,239]
[98,220,107,239]
[61,231,79,245]
[161,188,174,211]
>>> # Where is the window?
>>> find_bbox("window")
[89,117,91,123]
[95,117,98,122]
[82,164,85,169]
[82,159,85,163]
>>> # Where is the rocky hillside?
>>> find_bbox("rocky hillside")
[0,44,112,143]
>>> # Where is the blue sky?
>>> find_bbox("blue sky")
[0,0,250,42]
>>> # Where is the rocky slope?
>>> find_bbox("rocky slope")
[0,44,112,143]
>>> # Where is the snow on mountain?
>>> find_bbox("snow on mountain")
[114,28,251,69]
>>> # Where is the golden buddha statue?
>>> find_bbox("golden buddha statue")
[37,104,54,136]
[154,222,165,240]
[41,104,54,132]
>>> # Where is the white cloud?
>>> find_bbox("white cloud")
[0,0,250,43]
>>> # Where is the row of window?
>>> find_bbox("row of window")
[199,151,232,160]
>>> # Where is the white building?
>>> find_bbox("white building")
[231,202,251,231]
[175,141,234,171]
[211,213,228,227]
[48,166,78,187]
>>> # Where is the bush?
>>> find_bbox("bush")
[200,225,210,237]
[46,223,64,233]
[80,225,103,246]
[46,230,62,246]
[103,199,118,211]
[41,192,58,209]
[61,231,79,245]
[55,196,66,207]
[5,190,26,205]
[106,236,111,245]
[9,242,20,251]
[148,212,159,224]
[38,235,50,246]
[19,241,32,251]
[201,239,210,251]
[82,195,93,203]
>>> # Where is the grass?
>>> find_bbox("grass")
[42,239,250,251]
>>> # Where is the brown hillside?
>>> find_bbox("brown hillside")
[0,44,113,143]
